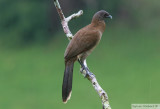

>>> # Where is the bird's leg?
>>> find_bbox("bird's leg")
[78,59,94,77]
[78,59,87,71]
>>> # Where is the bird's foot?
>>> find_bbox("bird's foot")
[78,59,95,78]
[86,70,95,78]
[80,67,95,78]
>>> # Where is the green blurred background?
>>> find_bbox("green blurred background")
[0,0,160,109]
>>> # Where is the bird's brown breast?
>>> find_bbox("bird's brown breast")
[64,20,105,61]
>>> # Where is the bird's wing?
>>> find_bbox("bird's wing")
[64,26,101,60]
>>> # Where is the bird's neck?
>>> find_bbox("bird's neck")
[91,19,106,33]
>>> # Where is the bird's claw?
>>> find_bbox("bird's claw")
[86,71,95,78]
[80,67,95,78]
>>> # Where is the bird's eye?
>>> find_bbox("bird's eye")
[104,14,107,18]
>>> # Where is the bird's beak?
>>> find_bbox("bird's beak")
[107,15,112,19]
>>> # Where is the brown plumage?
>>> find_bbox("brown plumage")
[62,10,112,103]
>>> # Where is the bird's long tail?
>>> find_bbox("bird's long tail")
[62,60,74,103]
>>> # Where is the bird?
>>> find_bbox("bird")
[62,10,112,103]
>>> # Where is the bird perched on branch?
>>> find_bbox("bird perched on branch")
[62,10,112,103]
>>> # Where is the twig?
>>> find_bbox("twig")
[54,0,83,40]
[53,0,111,109]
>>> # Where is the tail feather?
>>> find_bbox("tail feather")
[62,60,74,103]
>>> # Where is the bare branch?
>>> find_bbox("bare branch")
[53,0,111,109]
[66,10,83,22]
[81,67,111,109]
[54,0,65,20]
[53,0,83,40]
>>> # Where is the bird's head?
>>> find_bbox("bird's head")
[92,10,112,22]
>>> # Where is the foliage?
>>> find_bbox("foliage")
[0,0,52,46]
[0,0,160,46]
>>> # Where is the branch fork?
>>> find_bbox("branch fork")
[53,0,111,109]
